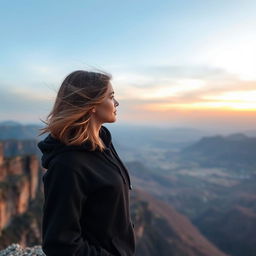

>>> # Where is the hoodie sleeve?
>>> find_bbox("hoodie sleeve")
[42,160,114,256]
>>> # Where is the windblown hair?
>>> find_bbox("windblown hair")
[38,70,112,152]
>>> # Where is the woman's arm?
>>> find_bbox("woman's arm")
[42,160,114,256]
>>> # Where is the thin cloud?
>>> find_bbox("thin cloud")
[0,87,53,113]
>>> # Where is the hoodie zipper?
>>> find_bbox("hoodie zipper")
[109,143,133,190]
[102,147,132,190]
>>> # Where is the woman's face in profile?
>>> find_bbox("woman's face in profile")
[94,82,119,124]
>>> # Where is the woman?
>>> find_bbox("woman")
[37,70,136,256]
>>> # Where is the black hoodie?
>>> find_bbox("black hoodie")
[37,125,136,256]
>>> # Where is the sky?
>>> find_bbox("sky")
[0,0,256,132]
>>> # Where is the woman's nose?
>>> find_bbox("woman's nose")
[115,99,119,107]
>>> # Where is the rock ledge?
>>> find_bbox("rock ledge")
[0,243,45,256]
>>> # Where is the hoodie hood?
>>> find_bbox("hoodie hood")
[37,125,112,169]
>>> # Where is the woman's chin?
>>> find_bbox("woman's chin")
[107,115,117,123]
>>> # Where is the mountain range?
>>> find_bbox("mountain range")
[1,120,256,255]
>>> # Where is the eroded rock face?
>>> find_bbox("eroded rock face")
[0,142,40,234]
[0,144,3,166]
[0,243,45,256]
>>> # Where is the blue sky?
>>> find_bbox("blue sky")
[1,0,256,131]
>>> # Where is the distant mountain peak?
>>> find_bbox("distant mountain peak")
[225,133,248,141]
[0,120,21,126]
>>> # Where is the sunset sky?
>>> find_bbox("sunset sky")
[0,0,256,132]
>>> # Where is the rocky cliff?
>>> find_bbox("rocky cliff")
[131,188,229,256]
[0,141,42,248]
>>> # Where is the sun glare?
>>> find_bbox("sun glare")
[141,100,256,112]
[204,34,256,81]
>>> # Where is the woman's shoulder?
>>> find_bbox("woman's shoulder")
[49,150,90,171]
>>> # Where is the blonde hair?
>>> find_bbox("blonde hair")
[38,70,112,152]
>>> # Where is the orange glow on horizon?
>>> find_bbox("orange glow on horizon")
[140,102,256,112]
